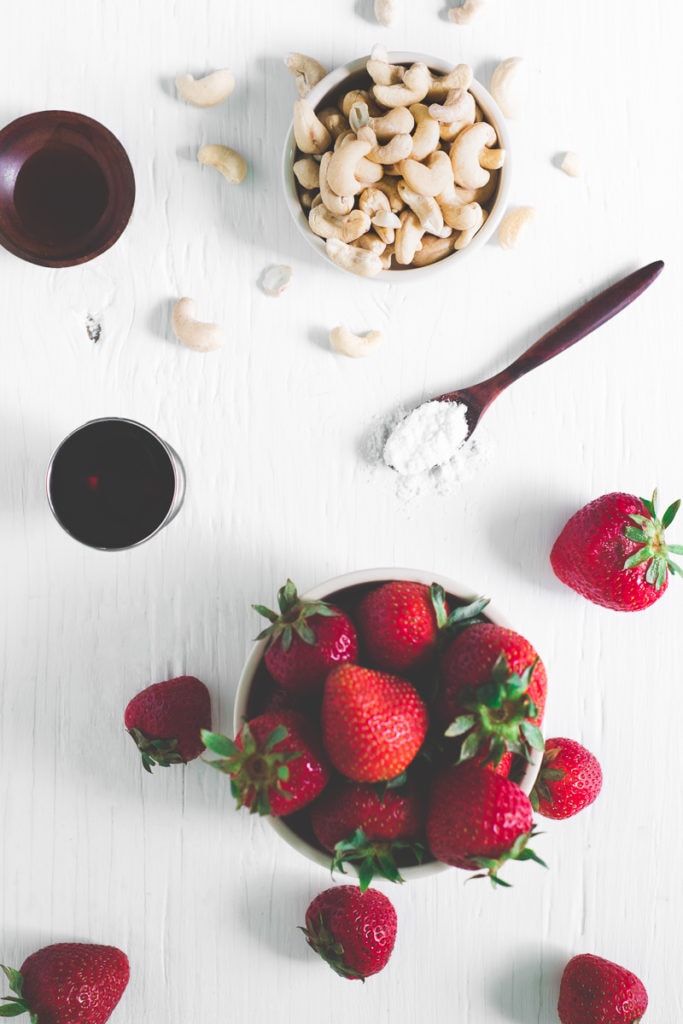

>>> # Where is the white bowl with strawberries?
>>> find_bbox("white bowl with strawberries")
[200,568,551,889]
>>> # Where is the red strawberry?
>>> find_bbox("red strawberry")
[425,762,545,886]
[550,489,683,611]
[301,885,397,980]
[321,664,429,783]
[124,675,211,772]
[253,579,358,695]
[355,581,489,673]
[309,779,425,889]
[558,953,648,1024]
[201,710,330,816]
[435,623,547,768]
[1,943,129,1024]
[531,737,602,820]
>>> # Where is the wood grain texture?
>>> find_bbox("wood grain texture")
[0,1,681,1021]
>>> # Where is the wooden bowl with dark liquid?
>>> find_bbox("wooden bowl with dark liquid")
[0,110,135,267]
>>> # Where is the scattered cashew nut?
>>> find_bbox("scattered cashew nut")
[374,0,397,26]
[175,69,235,107]
[172,298,224,352]
[448,0,487,24]
[284,53,328,98]
[560,151,583,177]
[309,205,371,243]
[498,206,536,249]
[197,144,247,184]
[329,325,383,358]
[490,57,528,119]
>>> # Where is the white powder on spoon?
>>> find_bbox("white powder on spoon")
[383,400,470,475]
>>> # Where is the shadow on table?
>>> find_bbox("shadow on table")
[486,490,578,589]
[235,868,314,964]
[489,943,566,1023]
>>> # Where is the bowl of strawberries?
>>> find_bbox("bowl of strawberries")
[204,568,549,888]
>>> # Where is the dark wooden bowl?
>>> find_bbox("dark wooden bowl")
[0,110,135,267]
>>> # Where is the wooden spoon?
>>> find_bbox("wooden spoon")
[384,260,664,473]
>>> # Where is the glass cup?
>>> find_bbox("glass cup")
[46,417,185,550]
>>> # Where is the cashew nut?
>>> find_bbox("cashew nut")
[373,63,431,108]
[411,233,457,267]
[369,105,414,141]
[397,180,444,234]
[318,151,355,215]
[352,231,387,255]
[426,64,473,102]
[408,103,442,160]
[449,122,502,189]
[399,150,454,197]
[358,125,413,165]
[341,90,381,118]
[330,325,383,357]
[284,53,328,98]
[317,107,351,139]
[172,298,224,352]
[437,189,482,231]
[348,101,370,134]
[448,0,487,24]
[326,138,374,195]
[394,210,425,265]
[453,205,486,249]
[197,144,247,184]
[175,69,235,107]
[428,88,476,134]
[359,187,400,242]
[367,54,405,87]
[293,157,320,190]
[374,0,397,26]
[373,176,405,212]
[325,238,384,277]
[259,265,293,297]
[498,206,536,249]
[560,151,583,177]
[490,57,527,119]
[293,99,332,155]
[309,205,371,243]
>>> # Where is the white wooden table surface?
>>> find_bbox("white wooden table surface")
[1,2,680,1021]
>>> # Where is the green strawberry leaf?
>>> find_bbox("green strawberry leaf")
[663,499,681,528]
[444,714,476,738]
[624,526,650,544]
[0,1004,28,1018]
[201,730,239,757]
[1,968,22,997]
[520,720,545,751]
[623,548,653,569]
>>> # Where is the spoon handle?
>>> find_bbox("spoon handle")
[472,260,664,410]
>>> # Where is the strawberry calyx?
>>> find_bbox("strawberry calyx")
[444,654,545,767]
[529,743,565,812]
[126,728,186,773]
[252,579,339,649]
[623,490,683,589]
[299,916,365,982]
[201,724,301,815]
[469,827,547,888]
[0,965,35,1022]
[430,587,490,642]
[330,828,426,892]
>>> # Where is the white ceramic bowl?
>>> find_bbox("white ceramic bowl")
[234,567,542,880]
[282,52,511,280]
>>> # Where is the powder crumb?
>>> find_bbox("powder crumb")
[85,315,102,343]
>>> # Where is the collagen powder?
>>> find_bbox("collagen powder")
[383,400,470,475]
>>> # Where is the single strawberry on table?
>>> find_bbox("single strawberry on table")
[301,884,397,980]
[558,953,648,1023]
[253,579,358,695]
[309,778,425,889]
[1,942,129,1024]
[124,674,211,772]
[425,762,546,886]
[320,663,429,783]
[202,709,330,816]
[531,736,602,820]
[434,622,546,769]
[550,488,683,611]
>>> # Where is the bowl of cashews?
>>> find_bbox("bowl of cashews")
[283,49,511,279]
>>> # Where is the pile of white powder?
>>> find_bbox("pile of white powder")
[363,399,490,499]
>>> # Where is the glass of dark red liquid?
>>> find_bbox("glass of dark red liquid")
[46,418,185,550]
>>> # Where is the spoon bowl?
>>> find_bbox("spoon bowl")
[384,260,664,473]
